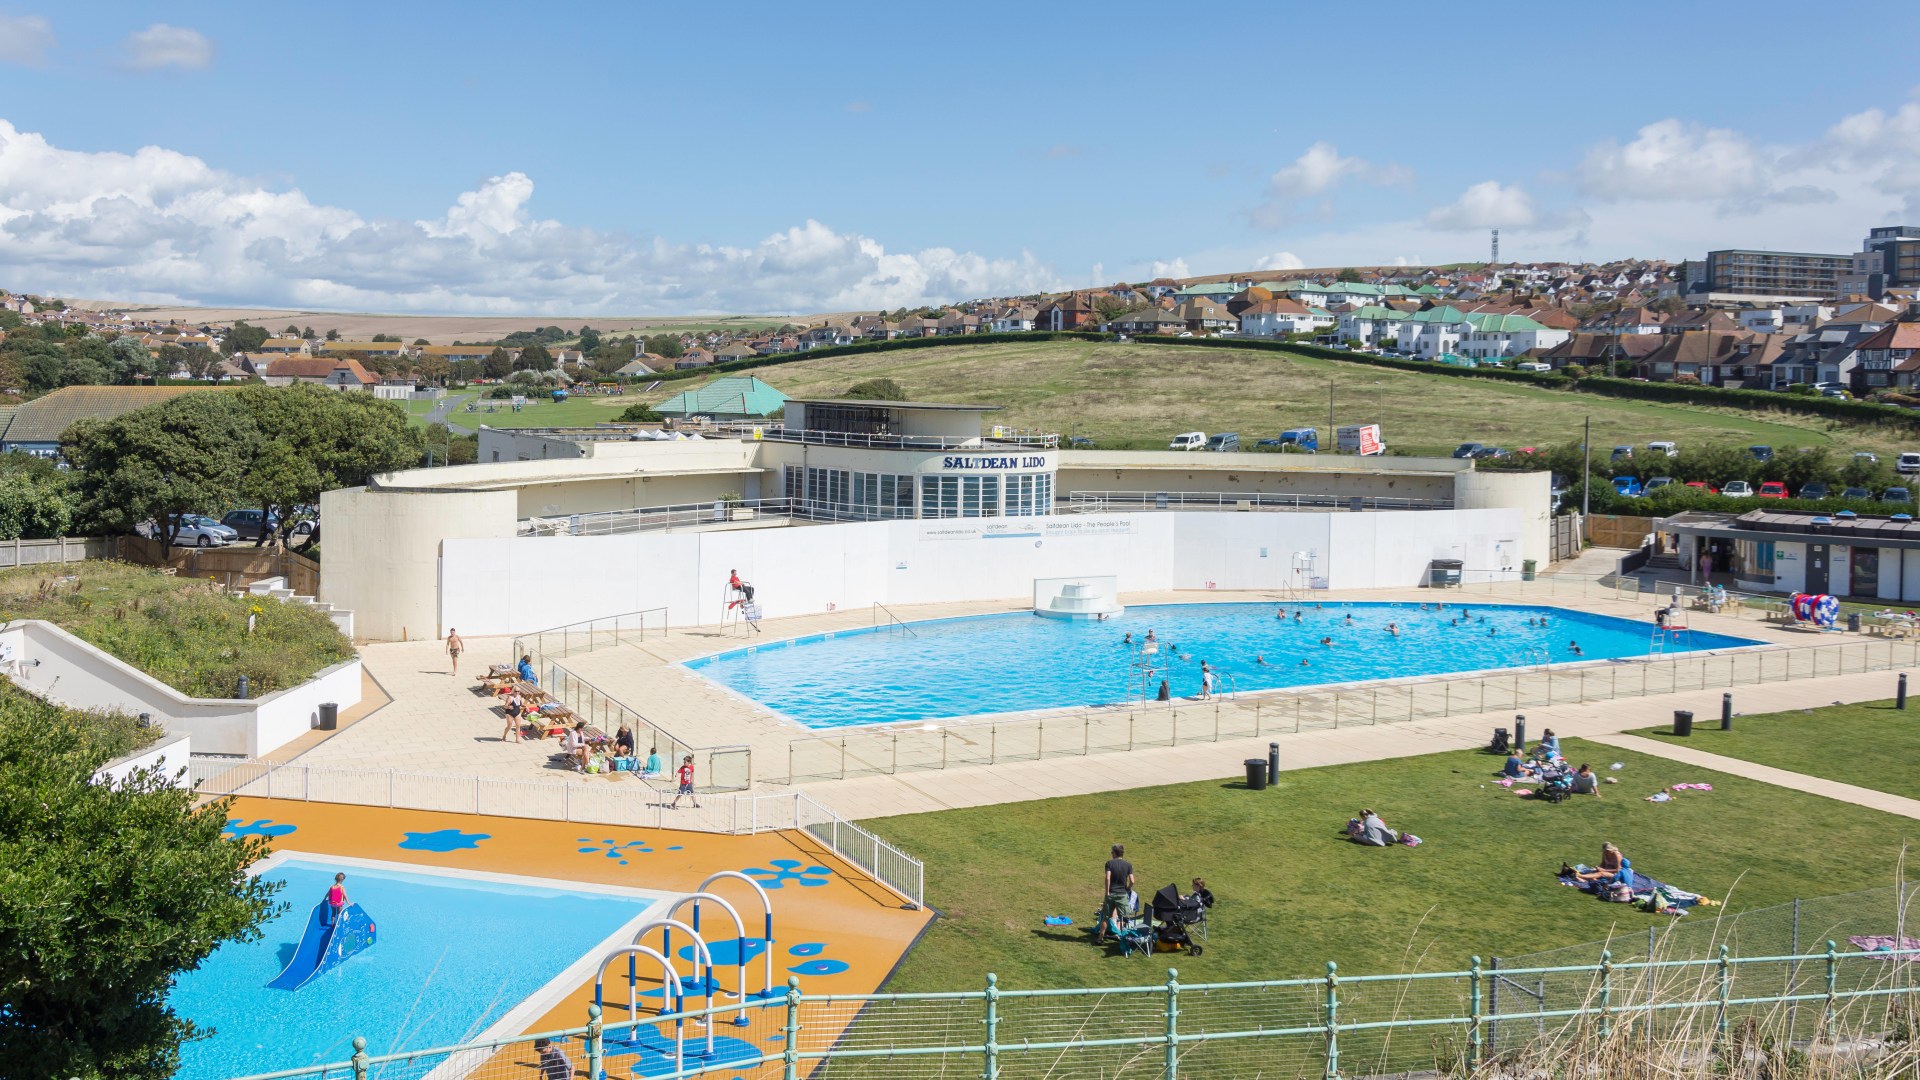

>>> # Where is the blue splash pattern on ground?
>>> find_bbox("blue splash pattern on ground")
[396,829,489,852]
[787,958,851,976]
[742,859,832,889]
[787,942,823,957]
[577,836,655,865]
[602,1028,763,1075]
[223,819,298,838]
[678,937,769,966]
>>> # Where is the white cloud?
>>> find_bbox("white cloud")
[122,24,213,71]
[0,119,1062,314]
[1149,258,1190,279]
[1817,98,1920,216]
[1253,251,1305,271]
[0,14,54,66]
[1252,141,1410,229]
[1425,181,1540,229]
[1576,119,1764,201]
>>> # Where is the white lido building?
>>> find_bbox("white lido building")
[321,400,1550,641]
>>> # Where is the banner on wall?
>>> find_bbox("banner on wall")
[915,518,1135,542]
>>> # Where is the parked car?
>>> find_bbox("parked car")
[1748,446,1774,462]
[1612,476,1643,496]
[1452,442,1485,459]
[1276,427,1319,452]
[1169,431,1206,451]
[1647,441,1678,457]
[168,514,238,547]
[1885,487,1914,504]
[1644,477,1675,492]
[1855,452,1880,464]
[1844,486,1874,500]
[1899,452,1920,475]
[1822,388,1849,399]
[1514,361,1551,372]
[220,509,280,541]
[1610,446,1633,462]
[1757,481,1790,499]
[1206,432,1240,452]
[1684,481,1719,494]
[1471,446,1510,459]
[1722,481,1754,498]
[1253,438,1285,451]
[1065,436,1097,448]
[1800,482,1831,500]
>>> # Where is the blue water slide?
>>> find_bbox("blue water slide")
[268,902,377,990]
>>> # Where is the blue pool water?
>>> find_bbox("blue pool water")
[170,858,659,1080]
[686,602,1759,729]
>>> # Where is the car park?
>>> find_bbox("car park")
[1169,432,1207,451]
[1452,442,1485,459]
[1801,482,1831,500]
[1206,432,1240,452]
[1647,441,1677,457]
[1722,481,1754,498]
[1748,446,1773,462]
[167,514,238,547]
[1644,477,1674,492]
[1885,487,1913,504]
[1899,452,1920,475]
[1612,476,1642,496]
[1844,486,1873,500]
[1757,481,1790,499]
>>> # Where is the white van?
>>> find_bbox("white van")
[1514,362,1552,372]
[1169,431,1207,451]
[1898,451,1920,475]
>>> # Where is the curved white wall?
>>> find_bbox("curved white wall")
[320,485,518,642]
[1454,470,1551,569]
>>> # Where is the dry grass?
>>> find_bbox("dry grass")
[672,340,1917,457]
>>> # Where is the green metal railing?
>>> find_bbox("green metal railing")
[223,943,1917,1080]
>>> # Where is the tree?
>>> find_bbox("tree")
[65,392,261,548]
[417,354,451,386]
[590,353,631,376]
[843,377,906,400]
[232,384,424,548]
[515,344,555,372]
[301,326,318,340]
[643,333,684,359]
[1092,296,1138,323]
[412,338,430,347]
[224,321,269,356]
[482,348,513,379]
[618,403,662,423]
[282,325,300,337]
[182,346,223,381]
[0,683,279,1080]
[577,326,602,355]
[324,328,339,341]
[0,453,76,539]
[1336,267,1365,283]
[106,336,161,384]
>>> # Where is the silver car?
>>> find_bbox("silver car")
[168,514,239,547]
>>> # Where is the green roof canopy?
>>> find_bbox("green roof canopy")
[655,375,789,418]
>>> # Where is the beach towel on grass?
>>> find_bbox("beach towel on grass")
[1849,935,1920,959]
[1558,866,1708,907]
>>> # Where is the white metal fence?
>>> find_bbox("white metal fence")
[1065,490,1452,513]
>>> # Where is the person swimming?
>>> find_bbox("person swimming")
[1293,611,1303,622]
[1122,632,1133,646]
[1386,622,1399,637]
[1569,640,1583,655]
[1319,636,1333,646]
[1344,613,1354,624]
[1276,606,1286,618]
[1300,658,1310,667]
[1255,654,1267,665]
[1145,630,1156,642]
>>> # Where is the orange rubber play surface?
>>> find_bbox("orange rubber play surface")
[219,797,933,1059]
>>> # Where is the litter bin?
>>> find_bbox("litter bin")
[317,702,339,731]
[1847,611,1862,633]
[1243,759,1268,791]
[1672,709,1693,737]
[1522,559,1537,582]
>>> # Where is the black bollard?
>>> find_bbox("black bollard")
[1513,714,1526,751]
[1267,742,1279,787]
[1721,693,1733,730]
[1900,673,1909,711]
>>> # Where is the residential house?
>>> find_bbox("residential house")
[1238,299,1335,337]
[1175,299,1238,335]
[2,295,33,315]
[1458,314,1569,360]
[261,357,380,390]
[675,347,717,370]
[1144,278,1181,299]
[419,344,501,366]
[255,337,312,355]
[1392,306,1475,359]
[551,348,586,368]
[804,325,856,348]
[1172,282,1241,303]
[1036,293,1097,331]
[614,359,658,378]
[1537,332,1666,371]
[990,306,1037,333]
[1769,325,1878,389]
[1278,280,1419,309]
[1632,331,1779,386]
[713,343,757,364]
[320,340,411,362]
[1337,306,1407,347]
[1851,318,1920,394]
[0,385,222,456]
[1578,308,1665,335]
[1105,308,1187,335]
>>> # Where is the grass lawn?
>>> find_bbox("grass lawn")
[447,391,645,428]
[665,340,1912,457]
[1631,698,1920,801]
[0,562,354,698]
[863,737,1917,992]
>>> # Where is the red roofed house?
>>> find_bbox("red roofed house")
[261,356,380,391]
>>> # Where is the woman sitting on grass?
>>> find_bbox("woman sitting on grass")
[1503,751,1538,779]
[1571,842,1627,884]
[1570,763,1599,797]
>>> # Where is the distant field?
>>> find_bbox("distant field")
[653,339,1918,457]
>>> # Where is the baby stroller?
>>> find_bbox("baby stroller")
[1534,767,1574,804]
[1151,884,1206,956]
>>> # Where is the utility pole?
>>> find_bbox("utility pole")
[1327,381,1335,449]
[1581,415,1592,520]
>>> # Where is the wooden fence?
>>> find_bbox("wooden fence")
[1583,513,1655,549]
[0,536,116,570]
[113,536,320,596]
[1549,513,1583,562]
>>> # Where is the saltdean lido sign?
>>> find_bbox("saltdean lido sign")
[939,455,1051,471]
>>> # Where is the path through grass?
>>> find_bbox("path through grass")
[1631,698,1920,801]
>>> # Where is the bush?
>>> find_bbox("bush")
[0,562,353,697]
[617,403,662,423]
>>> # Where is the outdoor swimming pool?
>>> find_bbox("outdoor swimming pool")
[685,602,1759,729]
[170,856,662,1080]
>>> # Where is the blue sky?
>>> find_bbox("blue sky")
[3,1,1920,314]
